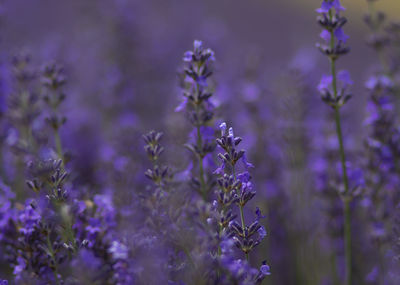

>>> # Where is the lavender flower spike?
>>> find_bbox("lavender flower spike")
[214,121,269,283]
[316,1,354,285]
[179,40,216,200]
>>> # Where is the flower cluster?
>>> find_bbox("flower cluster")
[362,1,400,281]
[316,0,352,108]
[213,122,269,282]
[317,70,353,108]
[316,0,349,59]
[316,2,355,285]
[177,40,216,199]
[0,57,133,284]
[41,63,67,161]
[143,130,171,187]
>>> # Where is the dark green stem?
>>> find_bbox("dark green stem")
[182,245,196,269]
[54,129,64,162]
[328,11,352,284]
[343,198,352,285]
[196,124,206,200]
[330,44,352,285]
[194,79,207,200]
[233,165,249,261]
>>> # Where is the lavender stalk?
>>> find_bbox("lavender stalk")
[177,40,216,200]
[316,1,353,284]
[41,63,67,163]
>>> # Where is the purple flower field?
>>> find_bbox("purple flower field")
[0,0,400,284]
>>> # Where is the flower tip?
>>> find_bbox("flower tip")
[228,127,234,138]
[219,122,227,135]
[194,40,203,50]
[260,264,271,276]
[258,226,267,239]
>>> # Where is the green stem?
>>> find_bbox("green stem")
[343,199,352,285]
[233,165,249,261]
[330,251,340,285]
[54,129,64,162]
[182,245,196,269]
[330,45,352,285]
[328,11,352,283]
[47,181,77,253]
[194,80,207,200]
[240,206,249,261]
[14,124,30,199]
[196,125,206,200]
[333,108,350,194]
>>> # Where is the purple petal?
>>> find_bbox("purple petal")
[334,27,349,43]
[317,75,332,93]
[337,70,353,88]
[316,1,332,13]
[319,30,331,43]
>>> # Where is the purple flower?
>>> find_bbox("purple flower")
[237,171,251,184]
[18,203,41,236]
[213,160,225,175]
[317,75,332,94]
[316,1,333,13]
[183,51,194,62]
[260,264,271,276]
[316,0,350,60]
[255,207,266,221]
[219,122,227,136]
[320,30,332,43]
[109,241,129,260]
[215,122,267,267]
[337,70,353,88]
[366,266,379,282]
[13,255,26,277]
[334,27,349,43]
[174,97,188,112]
[365,75,393,90]
[258,226,267,240]
[242,153,254,170]
[316,0,345,14]
[193,39,203,50]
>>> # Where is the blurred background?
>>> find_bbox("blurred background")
[1,0,400,284]
[2,0,399,131]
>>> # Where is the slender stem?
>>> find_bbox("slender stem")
[330,252,340,285]
[217,202,226,257]
[240,205,248,261]
[196,124,206,200]
[48,86,65,165]
[343,199,352,285]
[378,241,386,284]
[330,42,352,285]
[333,78,353,285]
[194,79,207,200]
[54,130,64,162]
[47,183,77,253]
[14,124,30,199]
[332,65,353,285]
[182,245,196,269]
[333,108,350,194]
[232,165,249,261]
